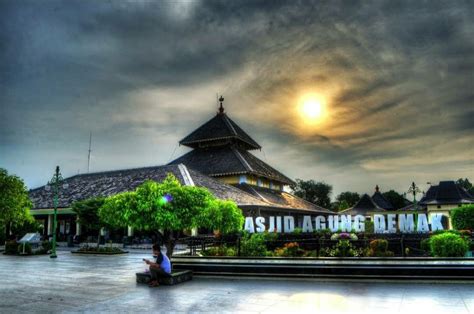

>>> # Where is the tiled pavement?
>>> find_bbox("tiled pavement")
[0,251,473,313]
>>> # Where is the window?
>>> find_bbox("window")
[239,175,247,184]
[257,179,263,187]
[437,205,441,209]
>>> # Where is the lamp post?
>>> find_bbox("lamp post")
[46,166,67,258]
[408,182,421,210]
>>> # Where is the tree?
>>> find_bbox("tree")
[0,168,32,243]
[382,190,406,209]
[72,197,106,248]
[331,192,360,211]
[290,179,332,208]
[99,174,243,256]
[456,178,474,195]
[199,199,244,235]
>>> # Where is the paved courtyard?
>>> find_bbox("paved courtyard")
[0,250,474,313]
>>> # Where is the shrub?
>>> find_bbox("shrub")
[35,240,52,254]
[292,227,303,235]
[303,250,318,257]
[319,240,364,257]
[77,245,125,253]
[4,240,18,255]
[314,228,332,238]
[429,233,470,257]
[420,238,431,252]
[262,231,279,242]
[240,233,271,257]
[432,229,460,236]
[364,220,374,233]
[41,240,52,252]
[367,239,394,257]
[17,242,32,255]
[451,205,474,231]
[274,242,305,257]
[201,245,236,257]
[330,232,358,241]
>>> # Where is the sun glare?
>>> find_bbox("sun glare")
[298,94,327,123]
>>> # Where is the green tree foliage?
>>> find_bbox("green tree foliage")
[72,198,105,231]
[382,190,407,209]
[0,168,32,243]
[456,178,474,195]
[99,174,243,256]
[332,192,360,211]
[429,233,470,257]
[199,199,244,235]
[291,179,332,208]
[451,205,474,231]
[72,197,106,248]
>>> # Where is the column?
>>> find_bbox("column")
[191,228,197,236]
[76,221,81,236]
[127,226,134,237]
[47,214,53,235]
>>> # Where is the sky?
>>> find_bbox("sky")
[1,0,473,199]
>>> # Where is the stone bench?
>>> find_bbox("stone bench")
[136,270,193,285]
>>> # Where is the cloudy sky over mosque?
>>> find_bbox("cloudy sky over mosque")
[1,0,473,197]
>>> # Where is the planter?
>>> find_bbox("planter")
[171,256,474,280]
[71,250,128,255]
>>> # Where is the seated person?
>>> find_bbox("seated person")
[143,244,171,287]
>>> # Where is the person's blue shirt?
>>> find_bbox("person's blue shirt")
[156,252,171,274]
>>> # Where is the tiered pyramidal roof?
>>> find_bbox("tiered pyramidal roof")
[179,101,261,150]
[170,97,294,185]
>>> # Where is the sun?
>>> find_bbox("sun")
[298,94,327,123]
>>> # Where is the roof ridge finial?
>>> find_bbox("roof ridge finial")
[218,95,224,114]
[375,184,379,193]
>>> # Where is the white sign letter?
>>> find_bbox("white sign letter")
[398,214,415,233]
[354,215,365,232]
[387,214,397,233]
[340,215,352,232]
[328,215,339,232]
[244,217,255,233]
[430,214,444,232]
[302,216,313,233]
[276,216,282,233]
[284,216,295,233]
[268,216,275,232]
[417,214,430,233]
[374,214,386,233]
[315,216,326,230]
[255,217,266,233]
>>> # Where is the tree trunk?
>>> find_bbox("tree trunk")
[96,228,101,249]
[5,221,11,244]
[163,230,176,257]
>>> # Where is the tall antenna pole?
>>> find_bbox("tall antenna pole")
[87,132,92,173]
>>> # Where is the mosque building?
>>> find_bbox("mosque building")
[29,97,331,239]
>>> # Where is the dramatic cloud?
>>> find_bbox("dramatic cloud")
[1,0,473,197]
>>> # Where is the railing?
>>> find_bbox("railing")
[177,234,474,257]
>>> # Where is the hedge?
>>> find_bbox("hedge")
[429,233,470,257]
[451,204,474,231]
